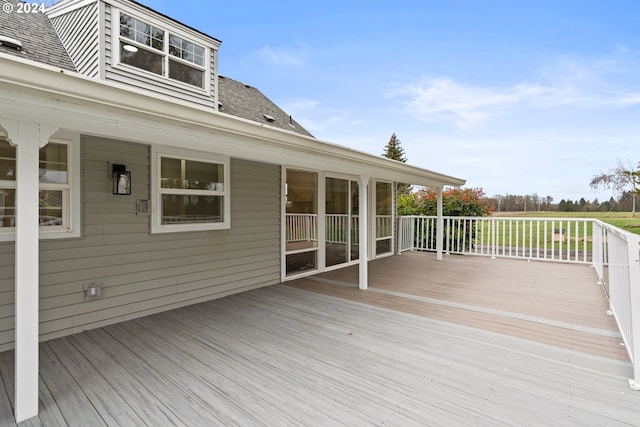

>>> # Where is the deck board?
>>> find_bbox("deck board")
[1,252,639,425]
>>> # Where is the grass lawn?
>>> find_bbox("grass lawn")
[493,211,640,235]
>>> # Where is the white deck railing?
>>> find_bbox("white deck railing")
[286,214,360,244]
[286,213,317,242]
[399,215,640,388]
[591,220,640,389]
[399,216,593,263]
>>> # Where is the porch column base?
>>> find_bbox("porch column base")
[629,379,640,391]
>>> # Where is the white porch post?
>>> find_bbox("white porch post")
[358,175,369,290]
[436,186,444,261]
[4,120,57,423]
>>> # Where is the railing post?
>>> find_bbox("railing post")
[413,216,418,251]
[436,187,443,260]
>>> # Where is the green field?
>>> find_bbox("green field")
[492,211,640,235]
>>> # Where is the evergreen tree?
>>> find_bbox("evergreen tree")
[382,133,411,196]
[382,133,407,162]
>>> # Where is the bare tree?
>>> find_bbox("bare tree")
[590,160,639,217]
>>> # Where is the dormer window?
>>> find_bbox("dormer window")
[118,12,206,89]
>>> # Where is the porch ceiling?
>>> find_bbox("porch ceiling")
[1,254,639,425]
[0,55,465,188]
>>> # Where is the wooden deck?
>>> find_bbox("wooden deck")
[290,252,628,361]
[1,253,639,426]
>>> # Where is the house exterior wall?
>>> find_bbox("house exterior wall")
[102,3,218,109]
[48,1,101,78]
[46,0,219,109]
[0,136,281,352]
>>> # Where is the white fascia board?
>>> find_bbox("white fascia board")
[0,55,465,187]
[46,0,97,18]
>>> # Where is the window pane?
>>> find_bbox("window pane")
[286,170,317,214]
[169,34,205,66]
[119,14,134,38]
[193,45,205,66]
[285,170,318,251]
[169,59,204,88]
[120,42,164,75]
[39,143,67,184]
[0,140,16,181]
[376,182,392,215]
[351,181,359,260]
[184,160,222,190]
[160,157,182,188]
[0,189,15,227]
[161,158,223,190]
[376,238,392,255]
[286,251,317,276]
[326,177,349,267]
[161,194,223,224]
[120,14,164,50]
[375,182,393,254]
[39,190,63,226]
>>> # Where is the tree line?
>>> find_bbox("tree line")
[483,192,637,213]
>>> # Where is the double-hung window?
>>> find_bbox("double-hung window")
[152,147,230,233]
[118,12,207,89]
[0,137,80,241]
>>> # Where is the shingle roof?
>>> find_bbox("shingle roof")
[218,76,314,138]
[0,0,313,137]
[0,0,77,71]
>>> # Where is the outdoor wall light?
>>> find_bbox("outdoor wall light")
[111,162,131,195]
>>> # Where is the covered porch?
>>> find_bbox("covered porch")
[2,253,638,426]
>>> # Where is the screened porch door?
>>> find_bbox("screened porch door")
[325,177,359,269]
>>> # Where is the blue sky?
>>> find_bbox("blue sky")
[141,0,639,203]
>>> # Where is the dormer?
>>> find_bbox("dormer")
[47,0,221,109]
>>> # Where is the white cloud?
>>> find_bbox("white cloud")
[387,50,640,128]
[388,78,548,128]
[282,98,354,134]
[283,98,320,111]
[256,44,309,66]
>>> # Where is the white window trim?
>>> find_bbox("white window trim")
[151,145,230,234]
[0,135,81,242]
[112,8,211,94]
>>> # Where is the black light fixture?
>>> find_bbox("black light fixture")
[111,163,131,195]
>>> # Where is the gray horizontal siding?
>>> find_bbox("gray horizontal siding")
[0,137,281,351]
[103,4,216,110]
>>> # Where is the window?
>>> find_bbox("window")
[152,148,230,233]
[375,181,393,256]
[285,169,318,276]
[118,12,206,89]
[0,137,80,240]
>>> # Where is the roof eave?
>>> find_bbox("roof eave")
[0,54,465,187]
